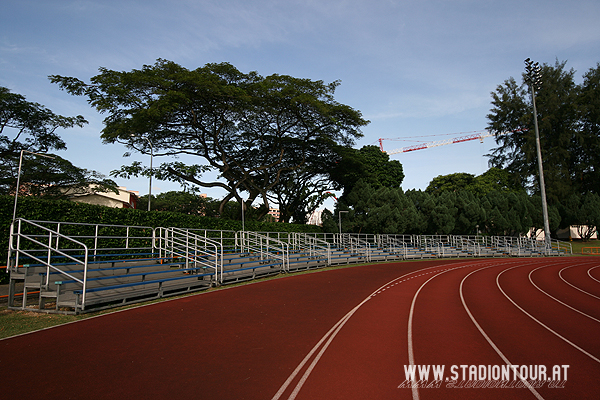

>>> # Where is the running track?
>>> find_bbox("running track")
[2,257,599,399]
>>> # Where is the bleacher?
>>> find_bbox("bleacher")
[5,219,572,314]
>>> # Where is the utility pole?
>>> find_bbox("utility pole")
[524,58,551,248]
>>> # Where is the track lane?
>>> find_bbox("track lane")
[411,260,539,400]
[462,260,600,399]
[558,258,600,299]
[498,261,600,359]
[529,261,600,322]
[589,265,600,282]
[272,262,469,400]
[2,258,599,400]
[1,260,460,400]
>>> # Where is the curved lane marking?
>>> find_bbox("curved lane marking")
[407,267,455,400]
[406,259,503,400]
[271,263,478,400]
[558,264,600,300]
[529,264,600,323]
[460,264,546,400]
[497,265,600,364]
[587,265,600,284]
[270,262,466,400]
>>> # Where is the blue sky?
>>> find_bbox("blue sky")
[2,0,600,206]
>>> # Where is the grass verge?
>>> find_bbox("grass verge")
[568,239,600,255]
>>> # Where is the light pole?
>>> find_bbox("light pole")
[144,138,153,211]
[12,150,55,222]
[524,58,551,247]
[338,210,348,236]
[241,197,246,232]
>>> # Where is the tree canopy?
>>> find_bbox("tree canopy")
[329,145,405,197]
[486,60,600,202]
[425,167,521,196]
[50,60,368,219]
[0,86,115,198]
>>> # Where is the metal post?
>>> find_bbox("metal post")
[241,198,246,232]
[338,211,348,236]
[145,138,153,211]
[12,150,55,222]
[524,58,551,248]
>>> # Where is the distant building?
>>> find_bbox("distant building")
[267,207,280,221]
[66,185,140,209]
[307,209,323,226]
[556,225,597,240]
[527,226,597,240]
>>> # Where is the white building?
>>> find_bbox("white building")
[307,209,324,226]
[66,185,140,209]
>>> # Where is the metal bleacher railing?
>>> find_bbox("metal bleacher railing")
[6,218,572,315]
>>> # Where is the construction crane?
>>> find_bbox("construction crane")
[379,130,498,155]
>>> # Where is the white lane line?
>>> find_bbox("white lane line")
[270,262,467,400]
[559,264,600,300]
[497,265,600,364]
[407,268,454,400]
[270,311,351,400]
[460,265,546,400]
[588,265,600,284]
[529,265,600,323]
[406,259,503,400]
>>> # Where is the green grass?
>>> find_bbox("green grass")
[0,309,88,339]
[566,239,600,255]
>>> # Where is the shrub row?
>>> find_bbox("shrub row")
[0,195,322,269]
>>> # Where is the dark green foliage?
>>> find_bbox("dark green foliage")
[0,195,322,267]
[559,193,600,241]
[426,173,475,195]
[487,60,600,202]
[426,168,521,196]
[329,145,404,197]
[139,191,215,216]
[0,87,117,198]
[50,60,368,221]
[577,64,600,193]
[324,181,577,237]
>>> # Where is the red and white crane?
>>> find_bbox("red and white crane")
[379,130,498,155]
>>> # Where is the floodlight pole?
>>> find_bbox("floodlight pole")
[338,210,349,237]
[144,138,153,211]
[241,197,246,232]
[525,58,551,248]
[12,150,55,222]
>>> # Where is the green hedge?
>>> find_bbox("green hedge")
[0,195,322,277]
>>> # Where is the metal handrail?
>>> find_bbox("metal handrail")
[238,231,289,272]
[19,219,155,259]
[338,234,373,262]
[9,219,90,304]
[376,234,408,259]
[292,233,331,265]
[155,227,222,283]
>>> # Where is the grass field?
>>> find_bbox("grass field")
[568,239,600,254]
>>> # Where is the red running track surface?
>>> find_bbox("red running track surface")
[1,258,599,400]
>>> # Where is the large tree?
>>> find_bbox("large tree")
[329,145,404,197]
[425,167,521,196]
[0,86,115,198]
[50,60,368,218]
[486,60,599,203]
[577,64,600,193]
[560,193,600,241]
